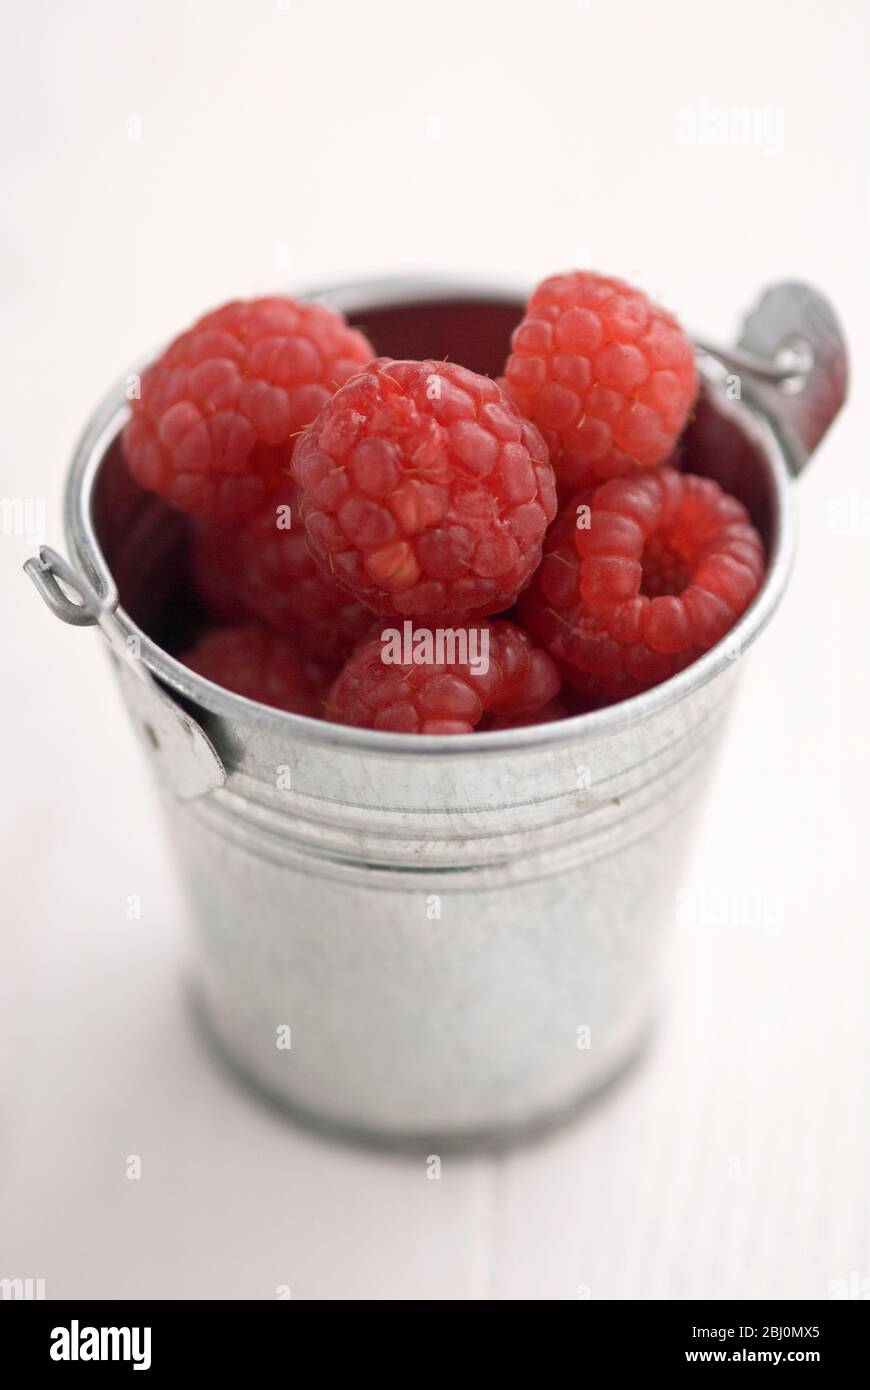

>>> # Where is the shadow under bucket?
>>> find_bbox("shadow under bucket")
[30,278,846,1147]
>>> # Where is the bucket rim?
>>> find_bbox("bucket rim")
[64,274,797,759]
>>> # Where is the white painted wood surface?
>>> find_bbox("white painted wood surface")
[1,0,867,1300]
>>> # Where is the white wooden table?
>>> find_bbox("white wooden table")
[1,0,867,1300]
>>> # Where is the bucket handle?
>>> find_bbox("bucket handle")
[696,281,848,475]
[25,546,226,801]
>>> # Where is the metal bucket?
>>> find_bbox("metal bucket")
[27,277,846,1146]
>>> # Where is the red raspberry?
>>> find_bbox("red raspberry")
[503,271,698,491]
[519,465,765,701]
[123,297,374,519]
[179,624,334,717]
[189,485,374,659]
[293,358,557,621]
[328,619,561,734]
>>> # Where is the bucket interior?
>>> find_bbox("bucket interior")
[89,293,777,659]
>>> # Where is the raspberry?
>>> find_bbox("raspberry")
[123,297,374,519]
[519,465,764,700]
[503,271,698,490]
[189,485,374,659]
[293,358,557,621]
[179,624,334,717]
[327,619,561,734]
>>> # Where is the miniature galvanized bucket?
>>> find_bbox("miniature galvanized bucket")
[27,277,846,1146]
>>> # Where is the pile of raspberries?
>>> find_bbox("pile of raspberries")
[122,272,765,735]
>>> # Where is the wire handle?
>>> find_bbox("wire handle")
[25,546,226,801]
[697,282,847,475]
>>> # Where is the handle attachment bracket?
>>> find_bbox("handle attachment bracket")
[25,546,226,801]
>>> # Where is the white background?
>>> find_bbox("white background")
[1,0,868,1299]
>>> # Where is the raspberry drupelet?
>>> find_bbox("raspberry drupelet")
[179,623,334,717]
[123,297,374,519]
[519,464,765,701]
[327,619,561,734]
[503,271,698,493]
[189,484,373,660]
[292,358,557,621]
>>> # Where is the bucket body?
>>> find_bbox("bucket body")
[165,668,735,1141]
[52,277,838,1146]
